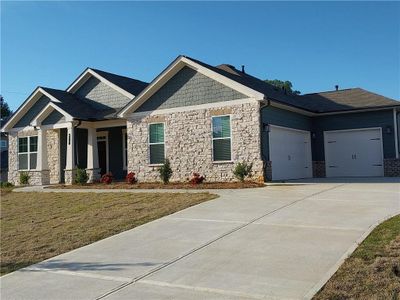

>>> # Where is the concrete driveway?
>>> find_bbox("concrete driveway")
[2,178,399,300]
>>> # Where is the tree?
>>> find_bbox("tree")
[264,79,301,95]
[0,95,12,120]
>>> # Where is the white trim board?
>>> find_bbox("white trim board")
[118,56,265,117]
[67,68,135,99]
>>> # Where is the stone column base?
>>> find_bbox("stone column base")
[86,168,101,183]
[384,159,400,177]
[312,161,326,178]
[64,169,77,185]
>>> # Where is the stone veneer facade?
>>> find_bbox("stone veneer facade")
[127,101,264,182]
[384,158,400,177]
[8,129,61,186]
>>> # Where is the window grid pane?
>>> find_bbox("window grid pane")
[18,153,28,170]
[149,123,164,143]
[30,153,37,170]
[150,144,165,164]
[212,116,230,138]
[30,136,38,152]
[18,137,28,153]
[213,139,231,161]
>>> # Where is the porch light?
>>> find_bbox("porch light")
[386,126,392,134]
[263,123,270,132]
[311,132,316,139]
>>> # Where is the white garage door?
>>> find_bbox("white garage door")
[324,128,384,177]
[269,125,312,180]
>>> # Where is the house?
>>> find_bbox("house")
[1,55,399,185]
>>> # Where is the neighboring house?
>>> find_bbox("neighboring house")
[1,55,400,185]
[0,119,9,182]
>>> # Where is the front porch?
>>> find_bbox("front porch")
[8,119,127,185]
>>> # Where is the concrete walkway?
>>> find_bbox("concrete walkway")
[2,179,400,299]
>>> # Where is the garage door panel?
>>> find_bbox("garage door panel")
[270,126,312,180]
[324,128,383,177]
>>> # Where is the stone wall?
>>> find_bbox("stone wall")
[47,129,60,184]
[127,101,264,182]
[384,158,400,177]
[312,161,326,178]
[8,129,61,185]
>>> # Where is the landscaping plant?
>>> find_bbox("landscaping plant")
[100,172,113,184]
[19,172,30,185]
[126,172,137,184]
[0,181,14,188]
[233,162,253,182]
[159,158,173,184]
[189,172,205,184]
[74,168,89,185]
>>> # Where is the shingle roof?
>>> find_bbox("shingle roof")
[90,68,148,96]
[42,87,116,120]
[185,56,400,113]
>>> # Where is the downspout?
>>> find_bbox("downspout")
[259,98,271,181]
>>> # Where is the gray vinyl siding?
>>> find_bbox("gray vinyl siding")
[13,96,50,128]
[136,66,246,112]
[261,106,312,161]
[312,110,396,160]
[74,77,131,110]
[96,126,126,179]
[42,110,65,125]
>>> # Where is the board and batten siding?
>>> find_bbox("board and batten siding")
[312,110,396,160]
[261,106,312,161]
[135,66,246,112]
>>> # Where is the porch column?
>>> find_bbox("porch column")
[86,127,100,182]
[65,124,76,184]
[37,129,50,185]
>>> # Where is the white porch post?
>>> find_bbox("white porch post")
[86,127,100,182]
[65,124,76,184]
[37,129,48,170]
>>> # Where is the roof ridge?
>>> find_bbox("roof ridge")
[89,68,147,83]
[304,88,359,95]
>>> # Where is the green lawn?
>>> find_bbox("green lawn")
[0,190,217,275]
[314,214,400,299]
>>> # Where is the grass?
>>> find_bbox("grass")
[0,190,217,276]
[47,181,265,190]
[314,214,400,299]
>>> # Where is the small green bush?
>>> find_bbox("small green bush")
[0,181,14,188]
[159,158,173,184]
[19,172,30,185]
[233,162,253,182]
[74,168,89,185]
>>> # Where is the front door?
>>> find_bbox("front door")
[97,132,108,176]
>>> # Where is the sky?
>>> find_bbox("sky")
[1,1,399,111]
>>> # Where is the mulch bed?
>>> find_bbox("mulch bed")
[46,181,265,190]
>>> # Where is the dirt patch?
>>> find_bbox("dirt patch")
[0,191,217,276]
[46,181,265,190]
[314,214,400,299]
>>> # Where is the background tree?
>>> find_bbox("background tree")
[264,79,301,95]
[0,95,12,120]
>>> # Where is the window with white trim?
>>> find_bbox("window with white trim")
[122,129,127,170]
[212,116,232,161]
[149,123,165,164]
[18,136,38,170]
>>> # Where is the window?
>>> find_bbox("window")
[212,115,232,162]
[149,123,165,164]
[0,140,7,148]
[122,129,127,170]
[18,136,38,170]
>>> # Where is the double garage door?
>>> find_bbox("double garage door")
[324,128,384,177]
[269,126,384,180]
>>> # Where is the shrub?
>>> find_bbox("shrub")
[19,172,30,185]
[233,162,253,182]
[0,181,14,188]
[100,172,113,184]
[74,168,89,185]
[189,172,205,185]
[159,159,173,184]
[126,172,137,184]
